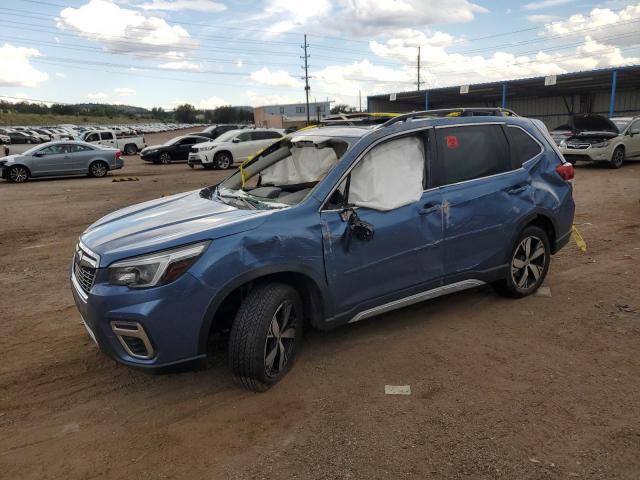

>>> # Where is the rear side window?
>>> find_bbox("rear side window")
[67,144,93,152]
[100,132,114,140]
[506,126,542,166]
[435,125,510,186]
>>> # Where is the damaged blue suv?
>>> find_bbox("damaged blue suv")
[71,109,575,391]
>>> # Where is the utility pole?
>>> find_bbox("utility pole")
[416,46,421,91]
[359,89,362,112]
[301,34,311,125]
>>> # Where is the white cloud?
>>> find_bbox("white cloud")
[260,0,487,36]
[136,0,226,12]
[249,67,301,87]
[87,92,109,100]
[543,5,640,47]
[0,43,49,87]
[115,87,135,96]
[197,96,228,109]
[236,58,243,68]
[528,14,559,23]
[524,0,577,11]
[158,60,203,71]
[247,90,301,107]
[55,72,66,78]
[56,0,198,59]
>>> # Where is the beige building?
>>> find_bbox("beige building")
[254,101,331,129]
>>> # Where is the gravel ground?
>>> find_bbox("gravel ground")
[0,128,639,479]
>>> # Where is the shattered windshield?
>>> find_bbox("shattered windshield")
[201,135,351,210]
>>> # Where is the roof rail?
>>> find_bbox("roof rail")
[382,108,518,127]
[320,112,399,126]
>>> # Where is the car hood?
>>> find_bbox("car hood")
[80,189,273,266]
[0,155,21,163]
[141,144,165,152]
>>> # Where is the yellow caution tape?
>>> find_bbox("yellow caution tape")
[571,225,587,252]
[446,111,462,117]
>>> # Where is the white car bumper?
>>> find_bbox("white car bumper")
[560,145,612,162]
[187,151,212,166]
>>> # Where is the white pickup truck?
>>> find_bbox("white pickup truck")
[80,129,146,156]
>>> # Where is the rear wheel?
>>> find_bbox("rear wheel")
[89,161,108,178]
[229,283,303,391]
[495,225,550,298]
[214,152,232,169]
[159,152,172,164]
[8,165,29,183]
[124,144,137,155]
[610,146,625,169]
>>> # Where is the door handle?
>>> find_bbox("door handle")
[506,184,528,195]
[419,203,440,215]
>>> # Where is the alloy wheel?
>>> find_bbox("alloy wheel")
[160,153,171,164]
[612,148,624,168]
[9,166,28,183]
[264,301,297,378]
[510,235,546,290]
[216,154,231,169]
[91,162,107,177]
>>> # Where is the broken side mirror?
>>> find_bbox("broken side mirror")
[341,208,375,250]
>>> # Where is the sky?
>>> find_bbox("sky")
[1,0,639,110]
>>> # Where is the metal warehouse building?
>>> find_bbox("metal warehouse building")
[367,65,640,128]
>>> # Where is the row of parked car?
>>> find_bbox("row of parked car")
[0,123,204,146]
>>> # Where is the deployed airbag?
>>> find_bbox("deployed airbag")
[261,145,338,185]
[349,136,424,211]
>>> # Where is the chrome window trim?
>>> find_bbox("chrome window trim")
[349,279,485,324]
[318,125,433,213]
[434,121,505,129]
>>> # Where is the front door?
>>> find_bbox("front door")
[233,131,260,162]
[625,120,640,158]
[31,144,72,176]
[100,131,117,148]
[319,132,444,316]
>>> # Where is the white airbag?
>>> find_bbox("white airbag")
[349,136,424,211]
[261,145,338,185]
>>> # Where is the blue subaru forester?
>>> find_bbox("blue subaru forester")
[71,109,575,391]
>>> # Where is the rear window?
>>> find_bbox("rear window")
[506,126,542,165]
[435,125,511,186]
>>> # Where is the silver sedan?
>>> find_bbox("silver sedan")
[0,141,123,183]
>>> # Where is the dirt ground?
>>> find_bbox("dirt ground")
[1,128,639,480]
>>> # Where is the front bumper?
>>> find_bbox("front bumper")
[140,152,159,162]
[70,252,213,370]
[560,146,611,162]
[188,151,211,166]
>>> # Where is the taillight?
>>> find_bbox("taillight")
[115,150,122,160]
[556,162,574,181]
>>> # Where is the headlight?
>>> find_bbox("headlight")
[108,241,209,288]
[591,140,610,148]
[201,145,216,151]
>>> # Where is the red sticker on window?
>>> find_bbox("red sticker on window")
[445,135,459,149]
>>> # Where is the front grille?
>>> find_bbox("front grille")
[73,243,99,296]
[74,263,96,294]
[567,144,590,150]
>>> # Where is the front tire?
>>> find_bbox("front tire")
[8,165,29,183]
[89,161,108,178]
[228,283,303,391]
[159,152,172,164]
[610,146,625,169]
[213,152,232,170]
[495,225,550,298]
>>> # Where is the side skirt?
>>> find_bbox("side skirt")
[348,279,485,324]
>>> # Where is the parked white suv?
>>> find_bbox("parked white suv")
[188,129,284,169]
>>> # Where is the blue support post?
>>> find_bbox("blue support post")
[425,90,429,110]
[501,83,507,109]
[609,70,617,118]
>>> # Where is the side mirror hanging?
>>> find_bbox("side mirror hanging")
[341,208,375,251]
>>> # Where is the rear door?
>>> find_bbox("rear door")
[100,131,117,148]
[174,137,199,159]
[433,123,537,279]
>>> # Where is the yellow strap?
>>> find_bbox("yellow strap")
[571,225,587,252]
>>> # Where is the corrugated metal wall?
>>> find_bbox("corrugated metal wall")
[369,88,640,129]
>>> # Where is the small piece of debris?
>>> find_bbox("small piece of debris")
[385,385,411,395]
[535,286,552,298]
[112,177,140,182]
[529,458,540,464]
